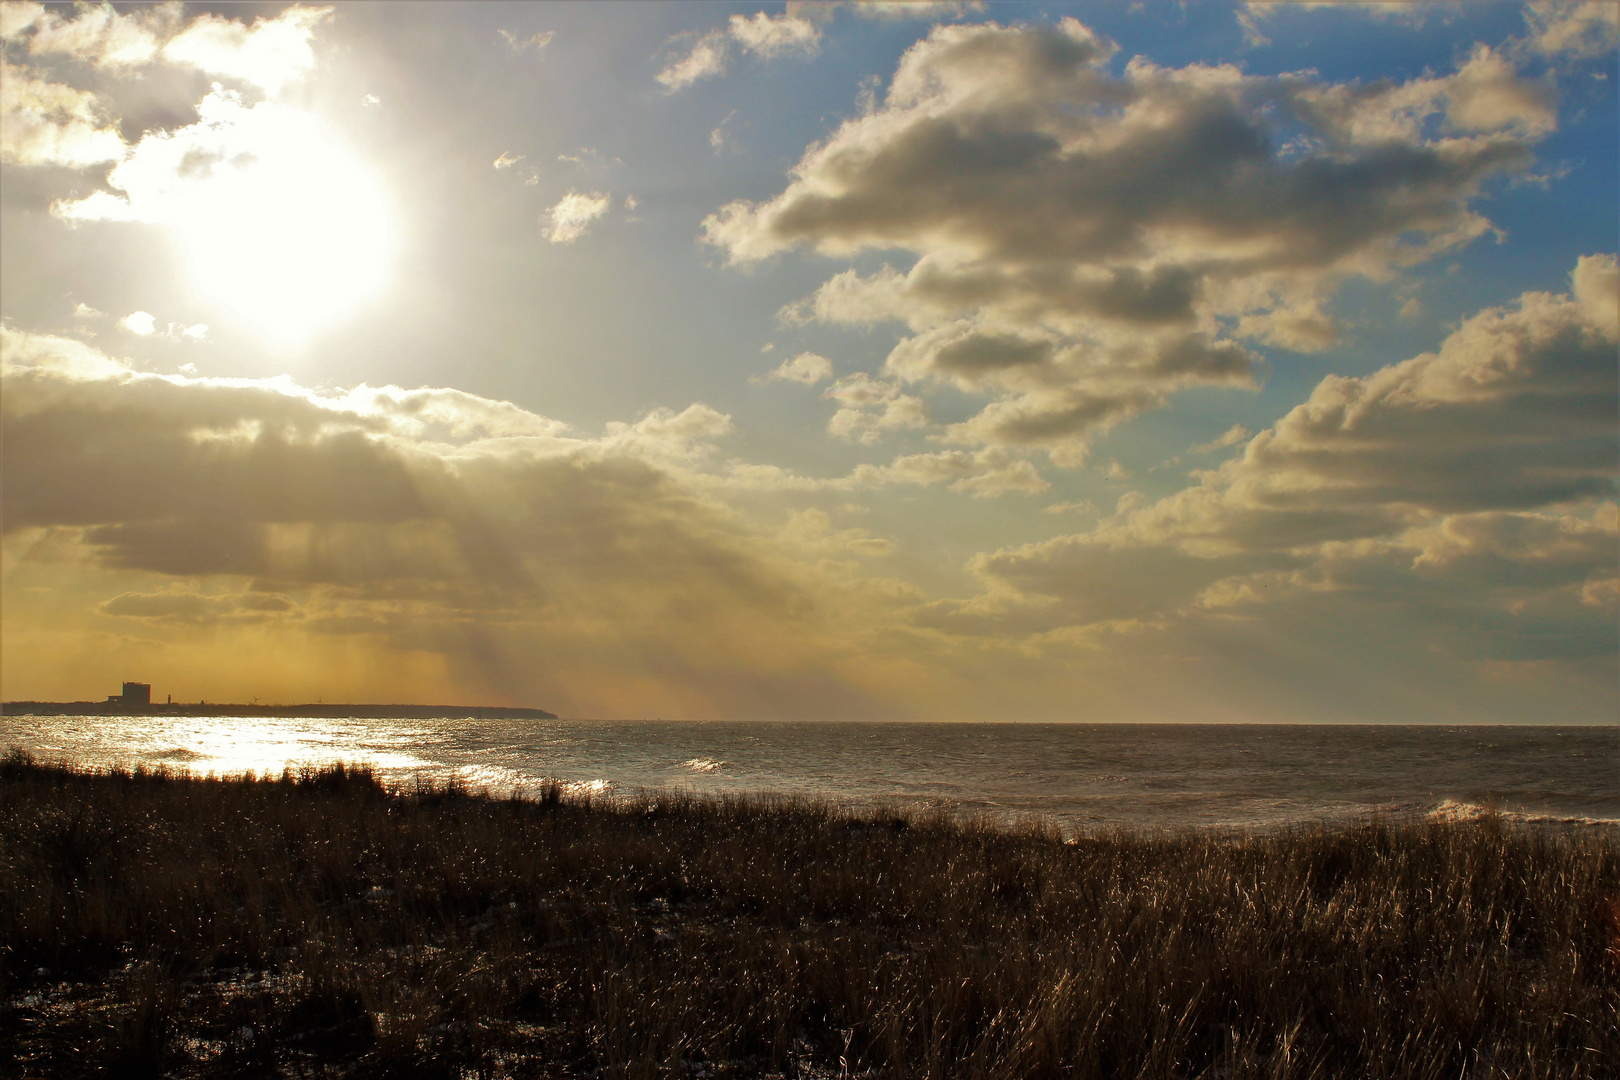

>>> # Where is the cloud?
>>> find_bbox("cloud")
[16,0,179,67]
[47,87,389,339]
[656,10,821,92]
[656,30,729,91]
[1242,1,1617,68]
[778,508,893,559]
[601,404,737,468]
[847,1,985,20]
[542,190,611,244]
[47,90,346,227]
[704,18,1550,464]
[1101,255,1619,557]
[721,447,1051,502]
[101,590,253,625]
[556,146,619,171]
[822,374,887,403]
[1524,0,1620,60]
[1239,0,1432,39]
[0,3,46,41]
[943,256,1617,652]
[493,151,524,169]
[2,4,331,175]
[823,373,929,444]
[763,351,833,385]
[1192,424,1250,454]
[498,28,554,52]
[1446,44,1557,136]
[885,319,1255,462]
[0,61,125,166]
[0,329,927,718]
[112,311,206,341]
[728,11,820,57]
[3,258,1610,722]
[848,448,1048,497]
[120,311,157,336]
[0,328,129,379]
[710,109,738,153]
[160,6,332,96]
[338,383,573,442]
[11,2,331,96]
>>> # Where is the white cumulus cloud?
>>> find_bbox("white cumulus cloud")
[656,30,729,91]
[706,17,1552,466]
[728,11,820,57]
[542,190,611,244]
[0,61,125,166]
[824,373,929,444]
[1192,425,1251,454]
[120,311,157,336]
[1525,0,1620,60]
[12,2,330,95]
[656,10,822,92]
[941,255,1618,647]
[765,351,833,385]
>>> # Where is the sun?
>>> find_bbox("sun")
[170,102,393,343]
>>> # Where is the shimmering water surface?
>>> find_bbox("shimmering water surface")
[3,716,1615,832]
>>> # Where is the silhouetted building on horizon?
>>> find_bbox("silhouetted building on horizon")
[107,681,151,707]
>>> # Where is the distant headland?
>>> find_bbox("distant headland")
[2,682,557,721]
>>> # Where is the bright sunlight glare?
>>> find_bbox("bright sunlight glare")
[165,100,392,342]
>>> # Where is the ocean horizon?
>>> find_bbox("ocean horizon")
[5,715,1615,834]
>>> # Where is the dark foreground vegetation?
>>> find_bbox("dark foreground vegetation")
[2,752,1616,1080]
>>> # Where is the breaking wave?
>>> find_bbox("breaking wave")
[1425,798,1620,828]
[562,778,613,796]
[145,747,207,762]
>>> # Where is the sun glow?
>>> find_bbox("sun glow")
[176,113,392,342]
[55,91,393,342]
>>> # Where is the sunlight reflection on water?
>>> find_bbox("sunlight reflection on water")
[21,715,432,779]
[3,714,1616,833]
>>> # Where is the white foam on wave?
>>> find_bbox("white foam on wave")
[682,758,728,773]
[451,763,532,792]
[563,778,613,796]
[1426,798,1620,827]
[145,747,207,762]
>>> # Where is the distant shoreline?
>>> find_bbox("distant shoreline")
[0,701,557,720]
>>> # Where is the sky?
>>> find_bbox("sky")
[1,0,1615,723]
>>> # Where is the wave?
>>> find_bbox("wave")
[1425,798,1620,828]
[145,747,207,762]
[562,778,612,796]
[682,758,728,773]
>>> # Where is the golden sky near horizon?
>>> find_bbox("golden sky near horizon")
[2,1,1616,722]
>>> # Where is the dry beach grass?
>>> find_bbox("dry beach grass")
[1,750,1616,1079]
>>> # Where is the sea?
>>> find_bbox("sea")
[2,716,1616,834]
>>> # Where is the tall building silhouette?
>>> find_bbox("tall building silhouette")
[106,682,151,707]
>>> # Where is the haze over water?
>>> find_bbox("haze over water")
[5,717,1615,833]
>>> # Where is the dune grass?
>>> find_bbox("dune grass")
[1,749,1616,1079]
